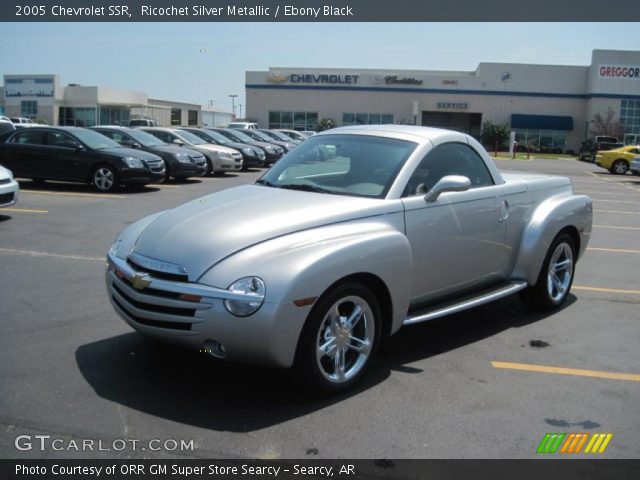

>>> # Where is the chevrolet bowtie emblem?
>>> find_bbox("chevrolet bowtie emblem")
[131,272,152,290]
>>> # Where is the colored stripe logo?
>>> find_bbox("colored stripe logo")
[537,433,612,454]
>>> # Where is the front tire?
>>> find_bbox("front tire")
[610,159,629,175]
[520,233,576,311]
[92,165,119,192]
[294,283,381,394]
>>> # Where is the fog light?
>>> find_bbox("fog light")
[202,339,227,358]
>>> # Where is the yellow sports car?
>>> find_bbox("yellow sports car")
[595,145,640,175]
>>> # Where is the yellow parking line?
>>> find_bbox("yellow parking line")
[148,184,180,189]
[0,247,102,261]
[594,209,640,215]
[491,361,640,382]
[593,225,640,230]
[588,247,640,254]
[1,207,48,214]
[573,285,640,295]
[21,190,127,199]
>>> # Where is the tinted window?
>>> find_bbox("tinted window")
[144,130,172,143]
[403,143,494,197]
[46,132,78,148]
[10,130,45,145]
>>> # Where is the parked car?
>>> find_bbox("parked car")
[128,119,158,127]
[139,127,242,175]
[228,122,259,130]
[0,127,165,192]
[594,145,640,174]
[0,119,16,142]
[90,126,207,180]
[630,157,640,175]
[179,127,266,169]
[0,164,19,208]
[10,117,35,125]
[105,125,592,393]
[258,129,302,145]
[242,129,297,152]
[579,136,624,162]
[211,128,283,166]
[299,131,317,137]
[275,129,308,142]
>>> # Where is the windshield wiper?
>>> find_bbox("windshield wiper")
[279,183,333,194]
[255,179,279,188]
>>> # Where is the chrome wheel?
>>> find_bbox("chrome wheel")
[546,242,574,303]
[612,160,629,175]
[315,295,374,384]
[94,167,116,191]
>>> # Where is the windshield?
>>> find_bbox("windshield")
[262,130,292,141]
[202,129,232,144]
[281,130,305,141]
[72,129,121,150]
[257,134,416,198]
[175,129,206,145]
[245,130,275,142]
[126,129,166,147]
[219,129,253,143]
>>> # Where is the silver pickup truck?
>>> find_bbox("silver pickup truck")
[106,125,592,393]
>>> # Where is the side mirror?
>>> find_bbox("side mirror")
[424,175,471,202]
[75,144,86,152]
[173,139,185,146]
[122,140,141,149]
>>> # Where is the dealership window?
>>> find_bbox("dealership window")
[99,107,130,126]
[171,108,182,125]
[59,107,96,127]
[188,110,198,126]
[620,99,640,135]
[21,101,38,120]
[268,111,318,130]
[513,129,568,153]
[342,113,394,126]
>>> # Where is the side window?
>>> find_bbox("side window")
[99,130,116,141]
[46,132,78,149]
[146,130,166,142]
[10,130,45,145]
[403,142,494,197]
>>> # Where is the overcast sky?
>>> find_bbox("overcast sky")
[1,22,639,113]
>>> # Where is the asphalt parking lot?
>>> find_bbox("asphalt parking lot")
[0,159,638,460]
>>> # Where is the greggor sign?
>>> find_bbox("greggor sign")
[599,65,640,79]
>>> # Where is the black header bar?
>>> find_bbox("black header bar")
[3,0,640,22]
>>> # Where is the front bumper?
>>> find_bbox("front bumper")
[171,161,207,178]
[105,252,306,368]
[120,164,166,184]
[0,177,19,207]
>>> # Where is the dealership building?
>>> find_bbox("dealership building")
[0,74,211,127]
[246,49,640,151]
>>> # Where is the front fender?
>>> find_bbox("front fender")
[512,194,592,285]
[198,215,412,350]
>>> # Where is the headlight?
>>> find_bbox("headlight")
[224,277,266,317]
[265,146,275,153]
[123,156,144,168]
[218,151,233,161]
[242,147,253,155]
[108,239,128,259]
[174,153,192,163]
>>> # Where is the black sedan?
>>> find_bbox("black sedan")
[210,128,284,166]
[0,127,165,192]
[91,126,207,180]
[180,127,266,169]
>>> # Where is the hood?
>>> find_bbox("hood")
[101,147,162,162]
[147,144,193,156]
[132,185,398,281]
[247,140,281,151]
[190,144,239,155]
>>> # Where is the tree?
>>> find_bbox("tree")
[480,121,510,151]
[316,118,335,132]
[590,108,624,138]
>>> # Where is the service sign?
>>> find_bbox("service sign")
[598,65,640,79]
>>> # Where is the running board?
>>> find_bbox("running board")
[403,281,528,326]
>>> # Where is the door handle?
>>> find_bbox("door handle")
[498,200,509,223]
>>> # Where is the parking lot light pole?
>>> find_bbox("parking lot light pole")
[229,94,238,118]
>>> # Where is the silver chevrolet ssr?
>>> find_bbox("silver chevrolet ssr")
[106,125,592,392]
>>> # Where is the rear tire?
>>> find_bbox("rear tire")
[294,282,381,394]
[520,233,576,311]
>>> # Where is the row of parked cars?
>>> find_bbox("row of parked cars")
[0,123,315,193]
